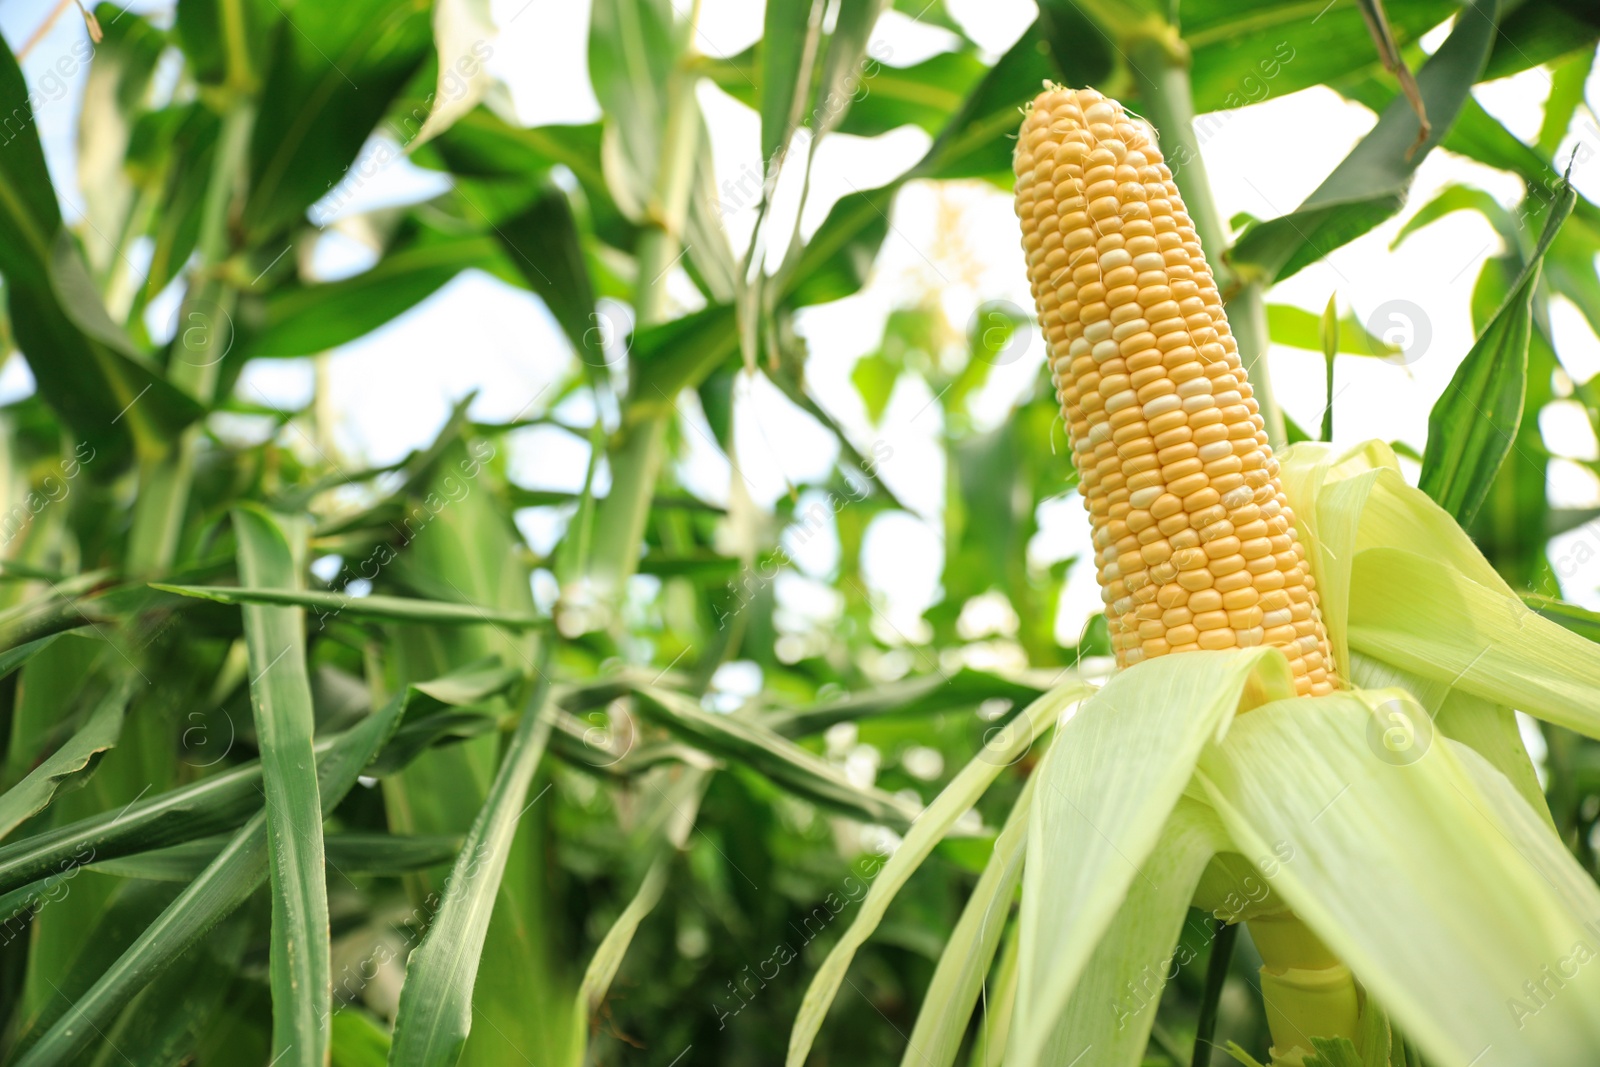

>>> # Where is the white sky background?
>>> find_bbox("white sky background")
[6,0,1600,647]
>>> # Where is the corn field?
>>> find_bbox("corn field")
[3,0,1600,1064]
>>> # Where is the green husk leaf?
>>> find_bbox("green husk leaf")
[1195,692,1600,1066]
[1034,796,1230,1067]
[1010,648,1296,1067]
[899,776,1034,1067]
[785,678,1090,1066]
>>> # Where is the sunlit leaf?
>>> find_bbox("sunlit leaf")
[786,678,1090,1066]
[1228,0,1496,282]
[1011,648,1295,1067]
[1196,692,1600,1064]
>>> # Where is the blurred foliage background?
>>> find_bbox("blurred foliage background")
[0,0,1597,1065]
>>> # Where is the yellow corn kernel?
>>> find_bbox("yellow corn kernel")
[1014,85,1336,697]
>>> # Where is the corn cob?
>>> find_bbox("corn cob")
[1014,86,1336,697]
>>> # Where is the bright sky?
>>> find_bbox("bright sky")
[6,0,1600,648]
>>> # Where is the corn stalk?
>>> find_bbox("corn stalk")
[580,7,705,622]
[124,98,254,574]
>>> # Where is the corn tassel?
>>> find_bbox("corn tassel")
[1013,86,1336,697]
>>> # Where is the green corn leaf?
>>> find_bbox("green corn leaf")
[576,854,671,1035]
[243,0,434,240]
[1321,294,1338,442]
[8,878,188,1060]
[777,17,1063,309]
[899,776,1034,1067]
[494,181,604,366]
[1267,304,1398,358]
[12,675,418,1067]
[1010,648,1295,1067]
[785,678,1090,1067]
[1228,0,1496,283]
[174,0,277,87]
[1483,2,1600,79]
[1195,691,1600,1065]
[587,0,690,230]
[968,917,1020,1067]
[1389,184,1517,252]
[813,0,901,139]
[0,36,202,469]
[1184,0,1454,115]
[834,50,985,137]
[0,678,129,841]
[84,919,251,1067]
[761,0,825,164]
[763,666,1045,737]
[633,685,922,830]
[388,651,554,1066]
[0,633,67,684]
[1525,594,1600,644]
[77,4,166,282]
[239,228,505,359]
[781,183,895,308]
[571,766,708,1057]
[152,583,543,628]
[918,19,1065,183]
[0,661,516,898]
[1419,178,1574,526]
[332,1009,394,1067]
[86,832,462,882]
[626,303,740,417]
[234,506,330,1067]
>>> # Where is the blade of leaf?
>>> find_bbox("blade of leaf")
[243,0,434,240]
[0,678,129,841]
[1194,691,1600,1065]
[1321,294,1338,443]
[12,681,416,1067]
[233,505,330,1067]
[414,0,496,145]
[785,678,1090,1067]
[154,582,542,628]
[493,181,604,368]
[1032,797,1230,1067]
[0,654,515,899]
[1267,303,1398,358]
[761,0,825,165]
[1419,177,1574,525]
[1011,648,1296,1067]
[899,775,1034,1067]
[633,685,922,830]
[1228,0,1497,283]
[0,37,202,466]
[240,229,504,359]
[387,649,554,1066]
[969,916,1020,1067]
[1537,46,1594,157]
[1348,546,1600,738]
